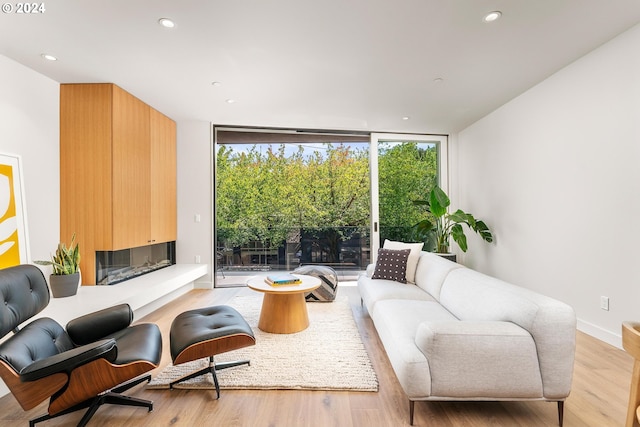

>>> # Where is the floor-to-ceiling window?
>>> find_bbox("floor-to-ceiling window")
[213,128,447,287]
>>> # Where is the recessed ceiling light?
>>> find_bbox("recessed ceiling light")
[158,18,175,28]
[211,81,222,87]
[226,99,235,104]
[433,77,444,84]
[483,11,502,22]
[402,116,410,121]
[41,53,57,61]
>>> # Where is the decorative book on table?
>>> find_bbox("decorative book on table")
[265,273,302,286]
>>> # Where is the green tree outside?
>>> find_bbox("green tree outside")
[215,141,438,265]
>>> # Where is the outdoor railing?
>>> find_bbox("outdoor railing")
[216,225,419,273]
[216,226,370,272]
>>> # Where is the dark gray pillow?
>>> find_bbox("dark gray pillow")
[371,248,411,283]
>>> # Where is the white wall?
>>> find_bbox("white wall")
[176,120,213,287]
[0,55,60,264]
[453,23,640,348]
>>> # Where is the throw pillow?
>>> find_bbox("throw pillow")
[371,248,411,283]
[383,239,424,284]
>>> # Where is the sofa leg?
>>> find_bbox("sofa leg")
[409,400,415,425]
[557,401,564,427]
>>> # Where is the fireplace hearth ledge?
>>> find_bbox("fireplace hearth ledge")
[47,264,207,322]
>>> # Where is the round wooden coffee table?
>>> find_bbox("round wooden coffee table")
[246,274,321,334]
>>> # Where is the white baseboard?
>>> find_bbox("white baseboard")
[577,318,622,349]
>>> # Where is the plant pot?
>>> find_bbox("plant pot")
[436,253,457,263]
[49,272,80,298]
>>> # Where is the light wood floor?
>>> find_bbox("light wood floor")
[0,286,632,427]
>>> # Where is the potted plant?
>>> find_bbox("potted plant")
[35,233,81,297]
[413,186,493,260]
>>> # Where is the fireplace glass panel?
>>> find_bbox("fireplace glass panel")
[96,241,176,285]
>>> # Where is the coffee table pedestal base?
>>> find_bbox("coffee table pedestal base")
[259,292,309,334]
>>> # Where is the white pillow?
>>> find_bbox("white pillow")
[383,239,424,284]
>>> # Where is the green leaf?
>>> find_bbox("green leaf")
[448,209,474,226]
[447,210,466,223]
[451,223,468,252]
[475,220,493,242]
[429,186,449,217]
[414,219,434,232]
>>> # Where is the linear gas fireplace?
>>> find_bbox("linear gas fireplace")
[96,241,176,285]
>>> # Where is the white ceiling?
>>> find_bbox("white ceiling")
[1,0,640,134]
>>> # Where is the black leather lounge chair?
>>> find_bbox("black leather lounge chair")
[0,264,163,426]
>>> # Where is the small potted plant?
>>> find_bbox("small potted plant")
[35,233,81,297]
[413,186,493,260]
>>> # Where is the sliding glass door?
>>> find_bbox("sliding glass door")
[369,133,448,262]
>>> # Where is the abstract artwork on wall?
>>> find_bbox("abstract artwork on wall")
[0,153,29,268]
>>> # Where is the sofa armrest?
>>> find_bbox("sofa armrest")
[414,321,545,398]
[365,263,375,278]
[66,304,133,345]
[438,267,576,399]
[19,339,117,382]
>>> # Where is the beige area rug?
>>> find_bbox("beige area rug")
[147,292,378,392]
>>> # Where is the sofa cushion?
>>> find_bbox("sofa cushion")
[371,299,458,397]
[383,240,424,284]
[414,251,463,300]
[358,275,436,316]
[371,248,411,283]
[415,320,543,398]
[439,269,538,326]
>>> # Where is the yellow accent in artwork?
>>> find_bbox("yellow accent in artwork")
[0,164,20,268]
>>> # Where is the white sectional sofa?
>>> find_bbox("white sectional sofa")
[358,250,576,426]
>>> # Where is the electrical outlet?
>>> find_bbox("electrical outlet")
[194,214,201,223]
[195,255,201,264]
[600,296,609,311]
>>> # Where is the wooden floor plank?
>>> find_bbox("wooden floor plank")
[0,285,632,426]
